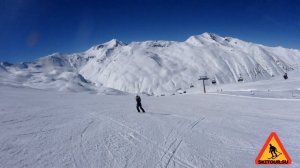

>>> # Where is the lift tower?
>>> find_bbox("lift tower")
[199,76,209,93]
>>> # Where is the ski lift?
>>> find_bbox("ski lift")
[237,74,243,82]
[238,77,243,82]
[199,75,209,93]
[212,78,216,84]
[283,73,288,80]
[198,76,209,80]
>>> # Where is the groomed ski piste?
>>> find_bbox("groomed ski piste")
[1,70,300,168]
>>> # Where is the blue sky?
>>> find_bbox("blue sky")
[0,0,300,63]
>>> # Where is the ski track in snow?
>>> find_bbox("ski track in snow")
[0,85,300,168]
[208,92,300,101]
[90,111,195,168]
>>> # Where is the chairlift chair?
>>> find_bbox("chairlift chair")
[283,73,288,80]
[212,79,216,84]
[238,76,243,82]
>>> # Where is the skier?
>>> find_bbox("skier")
[136,95,145,113]
[269,144,278,158]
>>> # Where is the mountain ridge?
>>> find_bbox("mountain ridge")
[1,32,300,95]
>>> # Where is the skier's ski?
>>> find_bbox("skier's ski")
[268,153,282,159]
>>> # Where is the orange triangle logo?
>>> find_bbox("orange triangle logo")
[255,132,292,164]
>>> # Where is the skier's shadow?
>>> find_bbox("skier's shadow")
[147,112,172,116]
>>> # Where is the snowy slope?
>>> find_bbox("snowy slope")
[0,57,126,94]
[0,84,299,168]
[0,62,10,73]
[1,32,300,94]
[202,68,300,99]
[0,65,6,73]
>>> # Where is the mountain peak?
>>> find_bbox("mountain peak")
[90,39,125,51]
[0,61,13,67]
[104,39,125,47]
[186,32,227,45]
[200,32,222,40]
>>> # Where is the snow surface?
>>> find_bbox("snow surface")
[1,32,300,95]
[1,32,300,168]
[0,83,300,168]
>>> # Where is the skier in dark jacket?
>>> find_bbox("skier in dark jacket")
[269,144,278,158]
[136,95,145,113]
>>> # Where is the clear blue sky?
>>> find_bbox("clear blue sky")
[1,0,300,63]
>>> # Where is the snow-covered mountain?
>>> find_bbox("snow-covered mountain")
[1,32,300,95]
